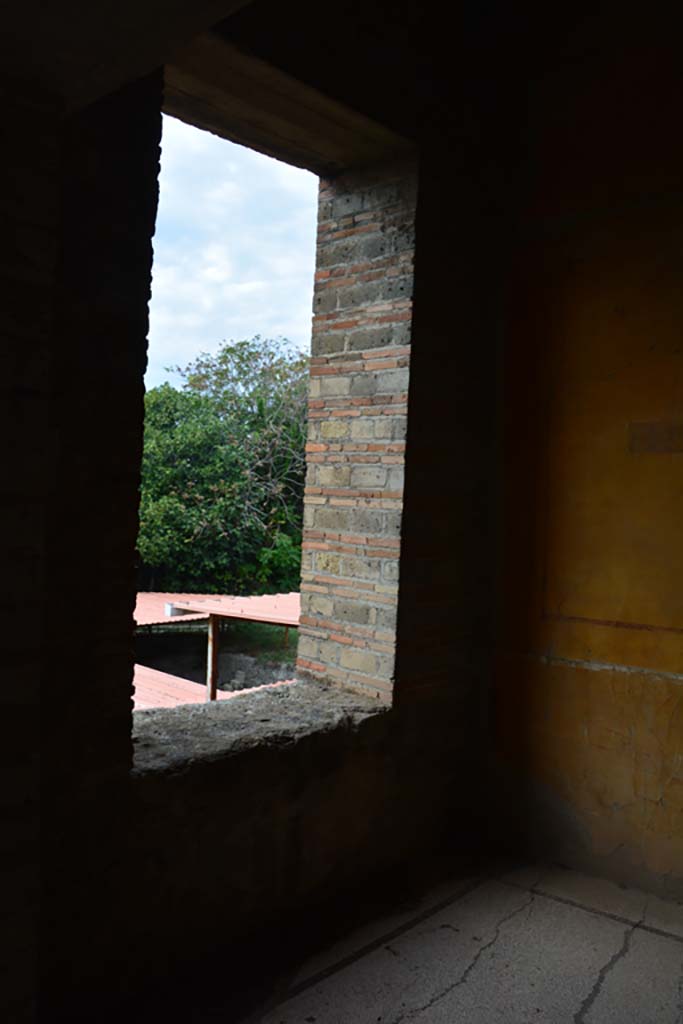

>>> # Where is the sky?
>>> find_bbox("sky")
[146,114,319,388]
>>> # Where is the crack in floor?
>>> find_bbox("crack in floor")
[573,918,640,1024]
[257,875,682,1024]
[268,875,487,1014]
[387,893,535,1024]
[500,879,683,945]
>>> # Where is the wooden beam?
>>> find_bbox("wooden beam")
[164,33,413,175]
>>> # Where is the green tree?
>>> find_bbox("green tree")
[175,336,309,536]
[138,337,308,593]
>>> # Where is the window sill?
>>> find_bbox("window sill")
[132,679,385,774]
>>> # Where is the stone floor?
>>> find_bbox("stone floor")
[245,863,683,1024]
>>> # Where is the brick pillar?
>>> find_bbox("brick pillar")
[297,159,417,701]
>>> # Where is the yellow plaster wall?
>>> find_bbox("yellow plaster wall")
[495,40,683,890]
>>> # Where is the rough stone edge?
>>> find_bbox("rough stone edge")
[132,680,386,774]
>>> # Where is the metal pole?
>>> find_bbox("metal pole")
[206,614,219,701]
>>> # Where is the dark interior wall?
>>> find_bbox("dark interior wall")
[221,0,428,139]
[395,142,509,711]
[40,72,163,1012]
[1,70,162,1022]
[48,71,162,787]
[222,0,518,148]
[1,78,63,1024]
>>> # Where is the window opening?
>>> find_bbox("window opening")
[133,113,318,711]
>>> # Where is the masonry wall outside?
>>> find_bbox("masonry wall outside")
[297,161,417,700]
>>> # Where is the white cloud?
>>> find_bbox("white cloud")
[205,180,244,207]
[146,115,319,386]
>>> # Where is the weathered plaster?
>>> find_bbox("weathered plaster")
[495,79,683,890]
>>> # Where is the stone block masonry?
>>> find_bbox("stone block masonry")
[297,159,417,701]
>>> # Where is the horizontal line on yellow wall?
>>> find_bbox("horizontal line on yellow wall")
[545,613,683,636]
[527,652,683,685]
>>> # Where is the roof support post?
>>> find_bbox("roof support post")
[206,614,219,702]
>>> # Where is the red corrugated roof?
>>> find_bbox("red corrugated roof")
[133,664,294,710]
[135,592,301,628]
[134,592,214,626]
[168,591,300,627]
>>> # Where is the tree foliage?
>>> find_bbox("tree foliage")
[137,337,307,593]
